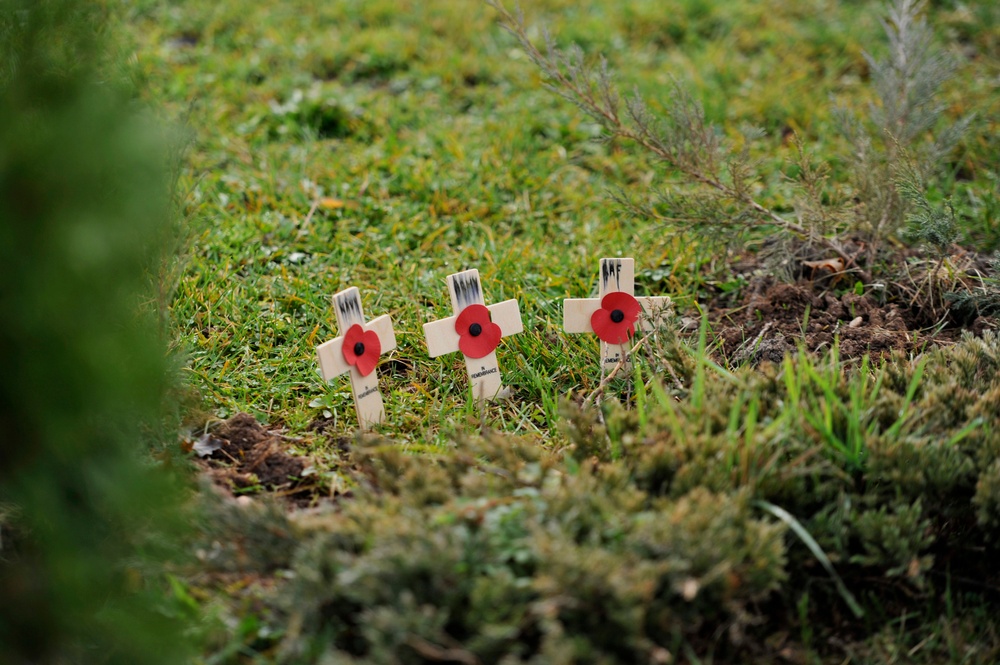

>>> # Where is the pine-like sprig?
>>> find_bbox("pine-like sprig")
[836,0,973,252]
[490,0,972,282]
[486,0,857,266]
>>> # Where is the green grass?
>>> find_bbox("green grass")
[116,0,1000,661]
[127,0,999,439]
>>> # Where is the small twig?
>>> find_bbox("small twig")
[638,309,686,393]
[301,198,320,227]
[662,357,686,393]
[582,335,648,409]
[405,636,481,665]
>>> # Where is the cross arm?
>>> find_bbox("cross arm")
[423,316,460,358]
[564,295,671,335]
[317,337,349,381]
[563,298,600,333]
[368,314,398,353]
[317,314,398,381]
[487,299,523,337]
[423,299,522,358]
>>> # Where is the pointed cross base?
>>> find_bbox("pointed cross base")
[564,258,671,373]
[316,287,397,430]
[423,269,523,402]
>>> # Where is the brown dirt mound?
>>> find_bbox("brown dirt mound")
[193,413,317,503]
[713,279,994,364]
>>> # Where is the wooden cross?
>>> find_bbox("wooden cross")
[423,269,523,401]
[316,287,397,429]
[563,258,671,373]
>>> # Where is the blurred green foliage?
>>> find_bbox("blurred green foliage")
[0,0,188,662]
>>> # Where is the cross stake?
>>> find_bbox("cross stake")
[423,269,523,402]
[563,257,671,374]
[316,287,397,430]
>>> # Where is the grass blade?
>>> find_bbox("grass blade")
[755,499,865,619]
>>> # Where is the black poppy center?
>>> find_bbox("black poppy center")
[469,323,483,337]
[610,309,625,323]
[353,342,366,356]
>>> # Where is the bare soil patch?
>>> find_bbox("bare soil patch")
[192,413,319,505]
[708,249,997,365]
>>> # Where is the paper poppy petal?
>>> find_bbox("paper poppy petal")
[341,324,381,376]
[601,291,641,321]
[591,291,641,344]
[459,320,501,358]
[354,329,382,377]
[455,303,491,334]
[454,303,502,359]
[591,308,629,344]
[341,323,366,367]
[354,353,376,377]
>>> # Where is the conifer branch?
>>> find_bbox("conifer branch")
[486,0,855,266]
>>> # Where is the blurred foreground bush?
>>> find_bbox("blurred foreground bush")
[0,1,187,662]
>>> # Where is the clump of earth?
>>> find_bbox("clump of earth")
[705,248,997,365]
[192,413,317,505]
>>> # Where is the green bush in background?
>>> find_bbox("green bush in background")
[0,0,187,662]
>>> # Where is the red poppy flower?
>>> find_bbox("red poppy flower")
[590,291,641,344]
[455,303,502,359]
[342,323,382,377]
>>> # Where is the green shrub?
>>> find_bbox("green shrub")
[195,333,1000,662]
[273,439,788,663]
[0,0,187,662]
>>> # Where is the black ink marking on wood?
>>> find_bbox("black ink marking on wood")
[470,366,498,379]
[604,353,630,365]
[451,271,483,310]
[335,291,363,325]
[357,385,379,400]
[600,258,623,293]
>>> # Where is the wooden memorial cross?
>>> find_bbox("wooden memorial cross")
[423,269,524,401]
[563,258,671,372]
[316,287,397,429]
